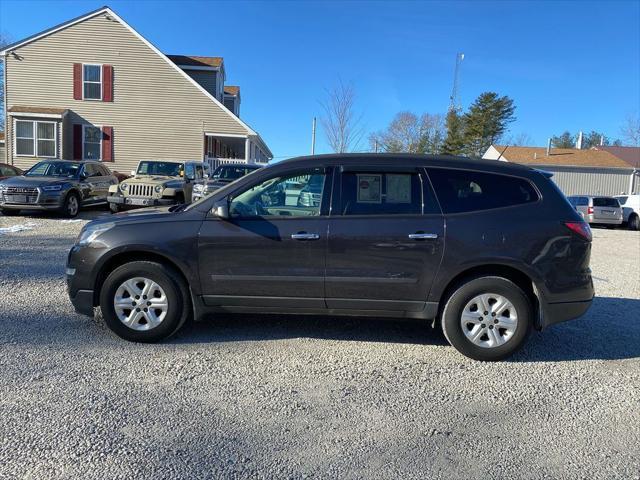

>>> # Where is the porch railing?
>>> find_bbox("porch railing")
[205,157,247,170]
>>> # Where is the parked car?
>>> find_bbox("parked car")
[0,160,118,217]
[613,194,640,231]
[192,163,261,202]
[107,160,206,212]
[0,163,23,180]
[567,195,623,227]
[67,154,594,361]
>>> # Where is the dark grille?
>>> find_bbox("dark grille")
[6,187,38,195]
[2,187,39,204]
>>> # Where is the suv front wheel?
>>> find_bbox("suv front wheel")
[441,276,532,361]
[99,261,191,342]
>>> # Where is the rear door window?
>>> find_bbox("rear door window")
[339,171,423,215]
[427,168,539,214]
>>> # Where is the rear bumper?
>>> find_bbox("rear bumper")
[586,214,623,225]
[541,298,593,329]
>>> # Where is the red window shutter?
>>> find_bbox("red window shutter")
[102,65,113,102]
[73,63,82,100]
[73,124,83,159]
[102,126,113,161]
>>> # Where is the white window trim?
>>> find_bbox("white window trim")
[14,119,58,158]
[82,63,103,101]
[82,124,102,161]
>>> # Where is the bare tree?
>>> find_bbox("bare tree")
[621,112,640,147]
[320,80,364,153]
[504,132,532,146]
[370,112,445,153]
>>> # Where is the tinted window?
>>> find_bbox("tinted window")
[0,165,16,176]
[593,197,619,207]
[340,171,422,215]
[230,168,326,218]
[428,168,538,214]
[616,196,628,205]
[137,162,183,176]
[98,164,111,176]
[82,163,101,177]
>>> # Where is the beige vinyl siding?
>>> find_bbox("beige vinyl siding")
[185,70,217,98]
[0,143,5,162]
[5,12,249,172]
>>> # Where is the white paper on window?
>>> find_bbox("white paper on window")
[357,174,382,203]
[386,174,412,204]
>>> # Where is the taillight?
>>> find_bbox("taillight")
[587,206,594,215]
[564,221,592,241]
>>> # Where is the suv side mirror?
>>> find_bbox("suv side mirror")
[211,200,229,219]
[130,170,136,176]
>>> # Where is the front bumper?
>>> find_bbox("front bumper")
[107,195,174,207]
[1,192,65,210]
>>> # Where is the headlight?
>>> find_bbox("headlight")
[42,185,63,191]
[120,183,128,191]
[155,185,163,193]
[76,222,115,246]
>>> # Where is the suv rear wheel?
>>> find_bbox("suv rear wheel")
[99,261,191,342]
[441,276,532,361]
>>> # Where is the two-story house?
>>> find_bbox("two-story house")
[0,6,272,174]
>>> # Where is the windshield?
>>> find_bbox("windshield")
[25,161,81,178]
[213,165,258,180]
[137,161,183,176]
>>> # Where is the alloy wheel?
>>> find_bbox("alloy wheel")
[113,277,169,331]
[460,293,518,348]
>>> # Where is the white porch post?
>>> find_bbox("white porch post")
[245,137,251,164]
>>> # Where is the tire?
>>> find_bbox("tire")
[99,261,191,342]
[628,214,639,231]
[1,208,21,216]
[441,276,532,361]
[109,202,121,213]
[60,192,80,218]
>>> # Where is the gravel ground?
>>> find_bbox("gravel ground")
[1,210,639,479]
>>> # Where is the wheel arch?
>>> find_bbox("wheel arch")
[92,250,193,308]
[436,264,541,330]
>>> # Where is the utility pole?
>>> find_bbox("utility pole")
[374,140,379,153]
[311,117,317,155]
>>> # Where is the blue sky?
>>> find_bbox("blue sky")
[1,0,639,159]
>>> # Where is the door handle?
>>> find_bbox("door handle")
[408,233,438,240]
[291,232,320,241]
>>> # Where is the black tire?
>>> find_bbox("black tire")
[60,191,81,218]
[628,214,639,231]
[99,261,191,342]
[440,276,532,361]
[109,202,120,213]
[1,208,21,216]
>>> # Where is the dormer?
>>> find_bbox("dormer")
[223,86,241,117]
[166,55,225,101]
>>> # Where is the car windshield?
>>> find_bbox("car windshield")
[137,161,183,176]
[25,161,81,178]
[213,165,258,180]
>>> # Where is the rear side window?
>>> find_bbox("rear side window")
[427,168,539,214]
[593,197,619,207]
[340,171,422,215]
[616,196,628,205]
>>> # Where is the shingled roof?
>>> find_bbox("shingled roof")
[492,145,634,169]
[224,86,240,96]
[166,55,223,68]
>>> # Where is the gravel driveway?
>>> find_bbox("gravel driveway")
[1,211,639,479]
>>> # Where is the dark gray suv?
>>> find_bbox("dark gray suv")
[66,154,594,361]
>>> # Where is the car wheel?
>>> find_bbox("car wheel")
[1,208,21,216]
[109,202,120,213]
[441,276,532,361]
[628,214,639,231]
[99,261,191,342]
[61,192,80,218]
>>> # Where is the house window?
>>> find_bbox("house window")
[83,64,102,100]
[83,125,102,160]
[15,120,57,157]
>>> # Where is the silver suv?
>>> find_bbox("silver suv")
[567,195,623,227]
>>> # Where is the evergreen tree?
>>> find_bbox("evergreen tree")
[551,131,576,148]
[461,92,516,157]
[442,109,465,155]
